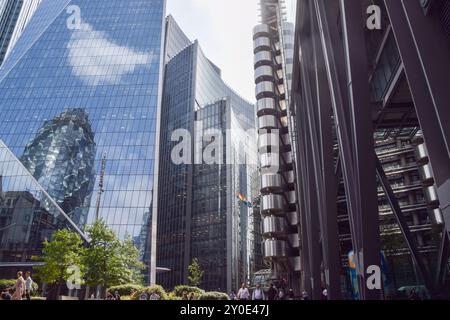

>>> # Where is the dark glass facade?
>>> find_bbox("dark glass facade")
[0,0,41,66]
[157,19,258,292]
[0,0,166,282]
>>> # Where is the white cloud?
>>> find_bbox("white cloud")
[67,23,154,86]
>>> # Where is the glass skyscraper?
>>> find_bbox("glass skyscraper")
[157,17,259,292]
[0,0,166,283]
[0,0,42,66]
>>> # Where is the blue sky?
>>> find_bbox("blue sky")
[166,0,259,103]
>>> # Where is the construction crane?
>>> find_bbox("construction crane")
[95,153,107,221]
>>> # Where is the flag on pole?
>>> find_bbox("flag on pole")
[236,192,252,208]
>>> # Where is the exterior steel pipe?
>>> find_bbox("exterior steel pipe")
[259,132,279,150]
[263,216,287,236]
[285,170,295,184]
[255,81,275,98]
[424,185,439,205]
[431,208,444,225]
[287,190,297,204]
[255,65,274,82]
[260,152,280,170]
[253,36,271,52]
[261,173,283,192]
[264,240,289,258]
[258,115,277,130]
[253,24,271,37]
[254,51,272,67]
[257,97,277,115]
[286,211,299,226]
[289,256,302,272]
[415,143,429,164]
[288,233,300,248]
[419,164,434,186]
[261,194,285,213]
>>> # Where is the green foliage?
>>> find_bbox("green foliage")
[30,282,40,297]
[167,292,182,300]
[83,220,145,289]
[108,284,144,296]
[172,285,204,298]
[32,221,145,299]
[187,258,204,287]
[198,291,229,300]
[131,285,168,300]
[0,279,16,292]
[34,229,85,290]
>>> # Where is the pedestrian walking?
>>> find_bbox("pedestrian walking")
[301,291,309,300]
[288,289,295,300]
[139,292,148,300]
[321,288,328,300]
[1,288,12,300]
[278,288,285,300]
[188,292,196,300]
[106,292,115,300]
[237,283,250,300]
[150,292,161,300]
[12,271,26,300]
[252,284,265,301]
[267,283,277,300]
[229,291,237,300]
[25,271,33,301]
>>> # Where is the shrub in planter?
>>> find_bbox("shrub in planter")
[172,285,204,299]
[198,291,229,301]
[108,284,144,296]
[30,282,39,297]
[0,279,16,292]
[131,285,168,300]
[167,292,182,300]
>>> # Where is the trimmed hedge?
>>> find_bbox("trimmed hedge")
[108,284,144,296]
[0,279,15,292]
[198,291,229,300]
[172,285,204,299]
[131,285,168,300]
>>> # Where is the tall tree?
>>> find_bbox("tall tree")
[83,220,144,297]
[187,258,204,287]
[35,229,85,298]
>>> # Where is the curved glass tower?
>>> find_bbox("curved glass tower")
[0,0,166,282]
[20,108,96,228]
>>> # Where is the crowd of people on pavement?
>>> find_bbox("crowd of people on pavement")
[105,291,122,300]
[229,283,298,301]
[0,271,34,301]
[137,291,162,300]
